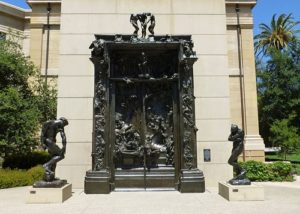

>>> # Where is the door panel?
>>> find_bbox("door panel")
[113,81,176,189]
[114,82,143,169]
[144,82,174,168]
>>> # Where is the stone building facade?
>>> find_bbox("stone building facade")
[0,0,264,189]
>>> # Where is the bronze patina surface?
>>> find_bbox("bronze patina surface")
[85,14,205,193]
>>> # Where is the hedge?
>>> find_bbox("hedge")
[2,151,50,169]
[0,165,44,189]
[240,160,294,182]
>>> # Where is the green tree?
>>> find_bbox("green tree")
[257,48,300,147]
[0,87,39,157]
[270,114,300,160]
[254,13,300,57]
[0,38,57,159]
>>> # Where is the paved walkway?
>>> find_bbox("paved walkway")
[0,180,300,214]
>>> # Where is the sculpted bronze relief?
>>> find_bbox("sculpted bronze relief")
[84,14,204,193]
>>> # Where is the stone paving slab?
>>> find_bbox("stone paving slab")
[0,181,300,214]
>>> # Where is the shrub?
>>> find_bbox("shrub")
[0,38,57,159]
[2,150,51,169]
[270,161,294,181]
[292,164,300,175]
[240,160,293,182]
[0,87,40,158]
[240,160,270,181]
[0,165,44,189]
[27,165,44,182]
[0,169,30,189]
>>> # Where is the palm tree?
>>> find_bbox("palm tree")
[254,13,300,57]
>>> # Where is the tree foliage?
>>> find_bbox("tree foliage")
[270,114,300,160]
[0,39,57,159]
[254,13,300,57]
[257,45,300,150]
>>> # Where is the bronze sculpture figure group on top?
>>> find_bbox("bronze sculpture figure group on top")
[130,13,155,38]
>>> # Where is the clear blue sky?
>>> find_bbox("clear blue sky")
[1,0,300,36]
[253,0,300,35]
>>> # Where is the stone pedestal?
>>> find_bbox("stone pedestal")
[244,135,265,161]
[218,182,264,201]
[84,170,111,194]
[26,183,72,203]
[180,169,205,193]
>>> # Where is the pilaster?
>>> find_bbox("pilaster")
[226,1,265,161]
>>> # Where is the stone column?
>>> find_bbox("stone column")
[29,24,43,70]
[240,27,265,161]
[226,2,265,161]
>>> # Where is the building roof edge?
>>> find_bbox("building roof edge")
[0,1,31,19]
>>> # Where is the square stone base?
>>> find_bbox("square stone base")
[84,170,111,194]
[180,169,205,193]
[218,182,264,201]
[26,183,72,203]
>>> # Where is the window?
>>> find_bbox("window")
[0,32,6,40]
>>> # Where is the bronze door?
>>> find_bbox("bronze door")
[85,35,205,194]
[112,80,178,190]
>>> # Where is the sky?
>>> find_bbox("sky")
[253,0,300,35]
[1,0,300,36]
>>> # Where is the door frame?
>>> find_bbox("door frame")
[84,34,205,194]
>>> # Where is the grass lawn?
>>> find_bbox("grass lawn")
[266,151,300,162]
[266,150,300,175]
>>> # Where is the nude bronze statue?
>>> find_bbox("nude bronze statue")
[40,117,69,183]
[148,14,155,35]
[138,52,150,78]
[130,13,156,38]
[130,14,139,36]
[228,124,251,185]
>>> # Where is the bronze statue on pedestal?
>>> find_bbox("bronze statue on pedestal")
[34,117,69,188]
[228,124,251,185]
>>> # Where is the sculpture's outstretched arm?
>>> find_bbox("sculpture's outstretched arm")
[60,129,67,155]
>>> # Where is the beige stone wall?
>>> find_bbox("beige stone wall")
[28,2,60,75]
[0,2,30,53]
[58,0,233,188]
[0,13,24,32]
[1,0,264,189]
[40,25,60,76]
[226,3,265,161]
[22,19,31,56]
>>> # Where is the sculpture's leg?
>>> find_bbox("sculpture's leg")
[44,155,63,171]
[228,144,246,179]
[43,150,65,182]
[131,22,139,36]
[233,162,244,176]
[51,163,57,178]
[141,25,147,38]
[43,160,53,173]
[148,25,155,35]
